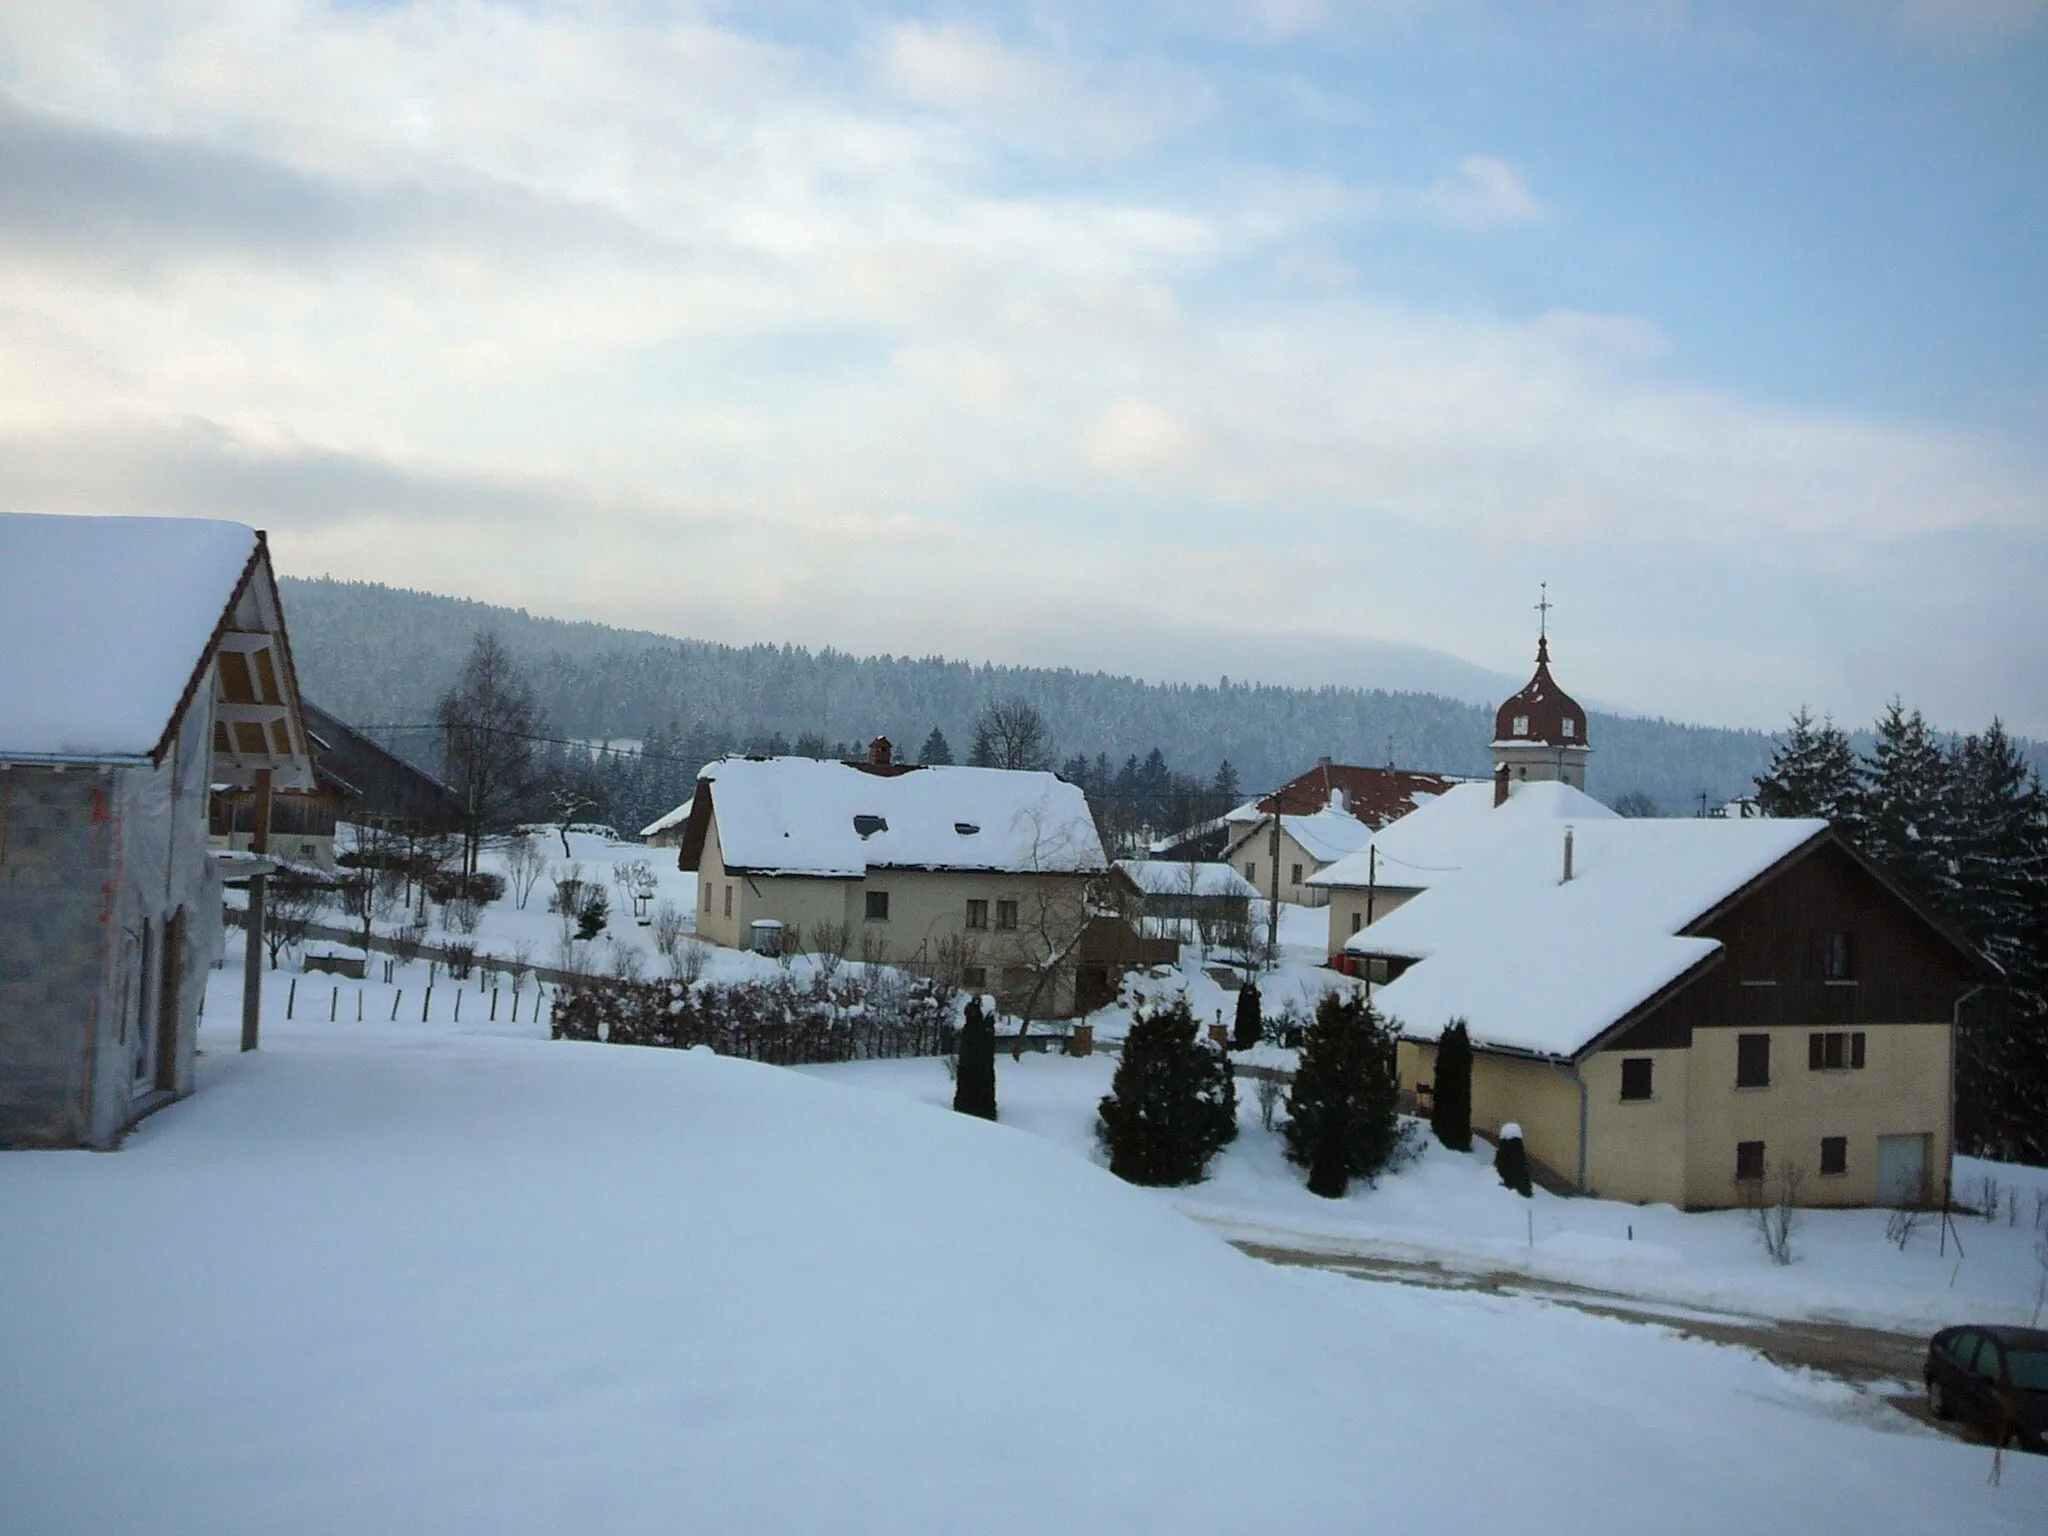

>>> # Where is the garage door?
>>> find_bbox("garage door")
[1875,1133,1931,1206]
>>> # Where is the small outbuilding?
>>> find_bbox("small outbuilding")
[0,513,312,1148]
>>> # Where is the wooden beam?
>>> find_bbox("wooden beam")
[241,767,272,1053]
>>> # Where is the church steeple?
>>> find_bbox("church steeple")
[1491,590,1590,795]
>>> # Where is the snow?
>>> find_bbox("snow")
[0,942,2039,1532]
[1116,859,1261,899]
[637,794,692,839]
[696,756,1105,876]
[0,511,256,760]
[1355,815,1829,1057]
[1501,1121,1523,1140]
[812,1050,2048,1338]
[1308,778,1618,893]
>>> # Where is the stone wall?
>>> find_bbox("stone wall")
[0,767,114,1147]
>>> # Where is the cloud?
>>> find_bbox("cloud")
[878,21,1211,158]
[0,1,2040,735]
[1414,156,1543,228]
[1080,399,1202,474]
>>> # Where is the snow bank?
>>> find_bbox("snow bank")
[2,978,2041,1531]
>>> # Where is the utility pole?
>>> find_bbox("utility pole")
[240,766,272,1053]
[1266,797,1282,965]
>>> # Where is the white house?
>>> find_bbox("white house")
[674,739,1118,1016]
[0,513,313,1148]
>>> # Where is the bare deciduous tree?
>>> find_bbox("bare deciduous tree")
[263,875,331,968]
[436,632,542,879]
[969,697,1052,771]
[806,919,853,983]
[505,836,548,909]
[1741,1160,1804,1266]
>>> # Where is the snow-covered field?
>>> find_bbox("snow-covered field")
[0,939,2041,1533]
[811,1052,2048,1336]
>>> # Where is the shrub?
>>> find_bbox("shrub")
[1284,990,1402,1199]
[551,972,957,1062]
[1096,997,1237,1187]
[1232,981,1263,1050]
[1430,1018,1473,1153]
[953,996,998,1121]
[1495,1124,1532,1197]
[576,886,610,940]
[426,867,505,906]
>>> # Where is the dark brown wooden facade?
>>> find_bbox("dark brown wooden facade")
[1599,836,1989,1058]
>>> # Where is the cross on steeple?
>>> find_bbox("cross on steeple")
[1535,582,1552,640]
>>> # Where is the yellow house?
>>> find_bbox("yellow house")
[674,740,1113,1020]
[1349,817,1992,1210]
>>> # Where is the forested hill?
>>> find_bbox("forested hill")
[279,575,1782,812]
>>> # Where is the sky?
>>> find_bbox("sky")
[1,1,2044,735]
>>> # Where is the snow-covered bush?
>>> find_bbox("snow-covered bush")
[1232,981,1263,1051]
[1284,990,1402,1199]
[1096,997,1237,1187]
[1495,1124,1532,1198]
[953,997,997,1121]
[1430,1019,1473,1153]
[552,974,957,1063]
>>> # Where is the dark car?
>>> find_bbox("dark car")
[1925,1325,2048,1452]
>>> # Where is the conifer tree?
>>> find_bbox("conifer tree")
[1211,759,1242,807]
[1232,981,1263,1050]
[953,997,997,1121]
[1495,1125,1533,1197]
[1754,707,1864,833]
[1430,1018,1473,1153]
[1861,700,1956,913]
[1096,997,1237,1185]
[917,728,955,767]
[1283,990,1402,1198]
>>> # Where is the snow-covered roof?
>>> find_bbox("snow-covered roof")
[1117,860,1262,900]
[1308,780,1617,892]
[1224,804,1377,865]
[687,757,1106,877]
[640,797,693,839]
[1351,816,1830,1059]
[0,512,259,761]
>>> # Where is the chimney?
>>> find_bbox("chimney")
[1493,764,1510,808]
[1562,826,1575,884]
[868,736,893,768]
[1317,755,1332,769]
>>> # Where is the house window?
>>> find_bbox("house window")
[1512,715,1530,737]
[1735,1140,1766,1181]
[965,899,988,930]
[723,884,733,919]
[1245,861,1257,884]
[1807,1031,1866,1071]
[1350,912,1363,934]
[866,890,890,922]
[995,899,1019,931]
[1820,1136,1848,1176]
[962,965,988,991]
[1736,1033,1771,1088]
[1620,1057,1653,1101]
[1562,718,1575,739]
[1290,863,1303,886]
[1824,932,1856,981]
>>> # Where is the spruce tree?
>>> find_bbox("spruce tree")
[1211,759,1242,807]
[1430,1018,1473,1153]
[1862,700,1957,913]
[1754,706,1864,833]
[1232,981,1263,1050]
[1097,997,1237,1185]
[953,997,997,1121]
[1283,990,1402,1199]
[1495,1125,1533,1197]
[917,728,955,767]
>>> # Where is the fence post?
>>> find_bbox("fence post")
[422,986,432,1023]
[287,978,296,1020]
[390,989,402,1022]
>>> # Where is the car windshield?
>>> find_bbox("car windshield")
[2009,1349,2048,1392]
